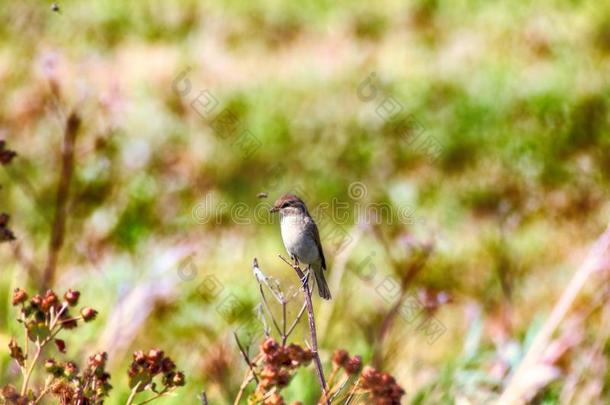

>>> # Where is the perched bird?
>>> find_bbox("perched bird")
[270,194,331,300]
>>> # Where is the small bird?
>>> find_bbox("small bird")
[270,194,331,300]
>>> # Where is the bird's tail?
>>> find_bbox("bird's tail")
[313,266,332,300]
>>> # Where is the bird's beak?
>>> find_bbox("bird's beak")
[270,206,279,213]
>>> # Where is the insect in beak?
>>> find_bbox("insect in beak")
[270,206,279,213]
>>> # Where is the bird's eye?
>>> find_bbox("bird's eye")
[281,203,289,208]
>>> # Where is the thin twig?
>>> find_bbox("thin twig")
[281,300,287,345]
[20,345,42,396]
[134,387,169,405]
[233,370,256,405]
[328,376,352,403]
[253,258,283,303]
[33,376,54,404]
[42,111,81,289]
[125,381,142,404]
[22,314,29,374]
[285,301,307,340]
[279,255,330,405]
[253,258,285,339]
[342,377,361,405]
[259,284,283,337]
[233,332,259,383]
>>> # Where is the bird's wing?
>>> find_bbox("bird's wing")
[307,218,326,270]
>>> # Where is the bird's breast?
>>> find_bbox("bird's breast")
[280,215,319,265]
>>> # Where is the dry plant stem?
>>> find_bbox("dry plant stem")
[279,255,330,405]
[253,258,287,340]
[252,258,307,345]
[561,287,610,403]
[259,285,283,337]
[233,353,262,405]
[42,111,81,289]
[21,344,42,396]
[20,305,70,396]
[497,223,610,405]
[325,366,340,393]
[233,370,256,405]
[135,388,169,405]
[342,377,361,405]
[22,315,29,369]
[125,385,141,405]
[319,365,341,403]
[328,375,352,403]
[33,377,54,404]
[234,332,259,383]
[285,302,307,342]
[282,301,287,340]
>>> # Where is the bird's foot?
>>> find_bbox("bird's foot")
[300,270,310,287]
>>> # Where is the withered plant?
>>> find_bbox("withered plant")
[229,258,405,405]
[2,287,185,405]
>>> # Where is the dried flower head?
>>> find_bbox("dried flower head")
[11,287,89,338]
[261,337,280,355]
[360,366,405,404]
[30,294,43,308]
[41,290,59,312]
[128,349,186,394]
[260,365,290,389]
[8,339,25,367]
[45,358,64,376]
[0,385,27,405]
[44,352,112,403]
[12,288,28,306]
[80,307,98,322]
[285,343,313,367]
[332,349,349,368]
[6,287,103,404]
[331,349,362,375]
[345,355,362,375]
[64,289,80,306]
[64,361,79,378]
[254,338,316,399]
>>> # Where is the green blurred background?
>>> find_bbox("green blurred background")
[1,0,610,403]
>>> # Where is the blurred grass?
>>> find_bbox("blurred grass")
[0,0,610,403]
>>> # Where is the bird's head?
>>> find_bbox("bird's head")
[270,193,308,216]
